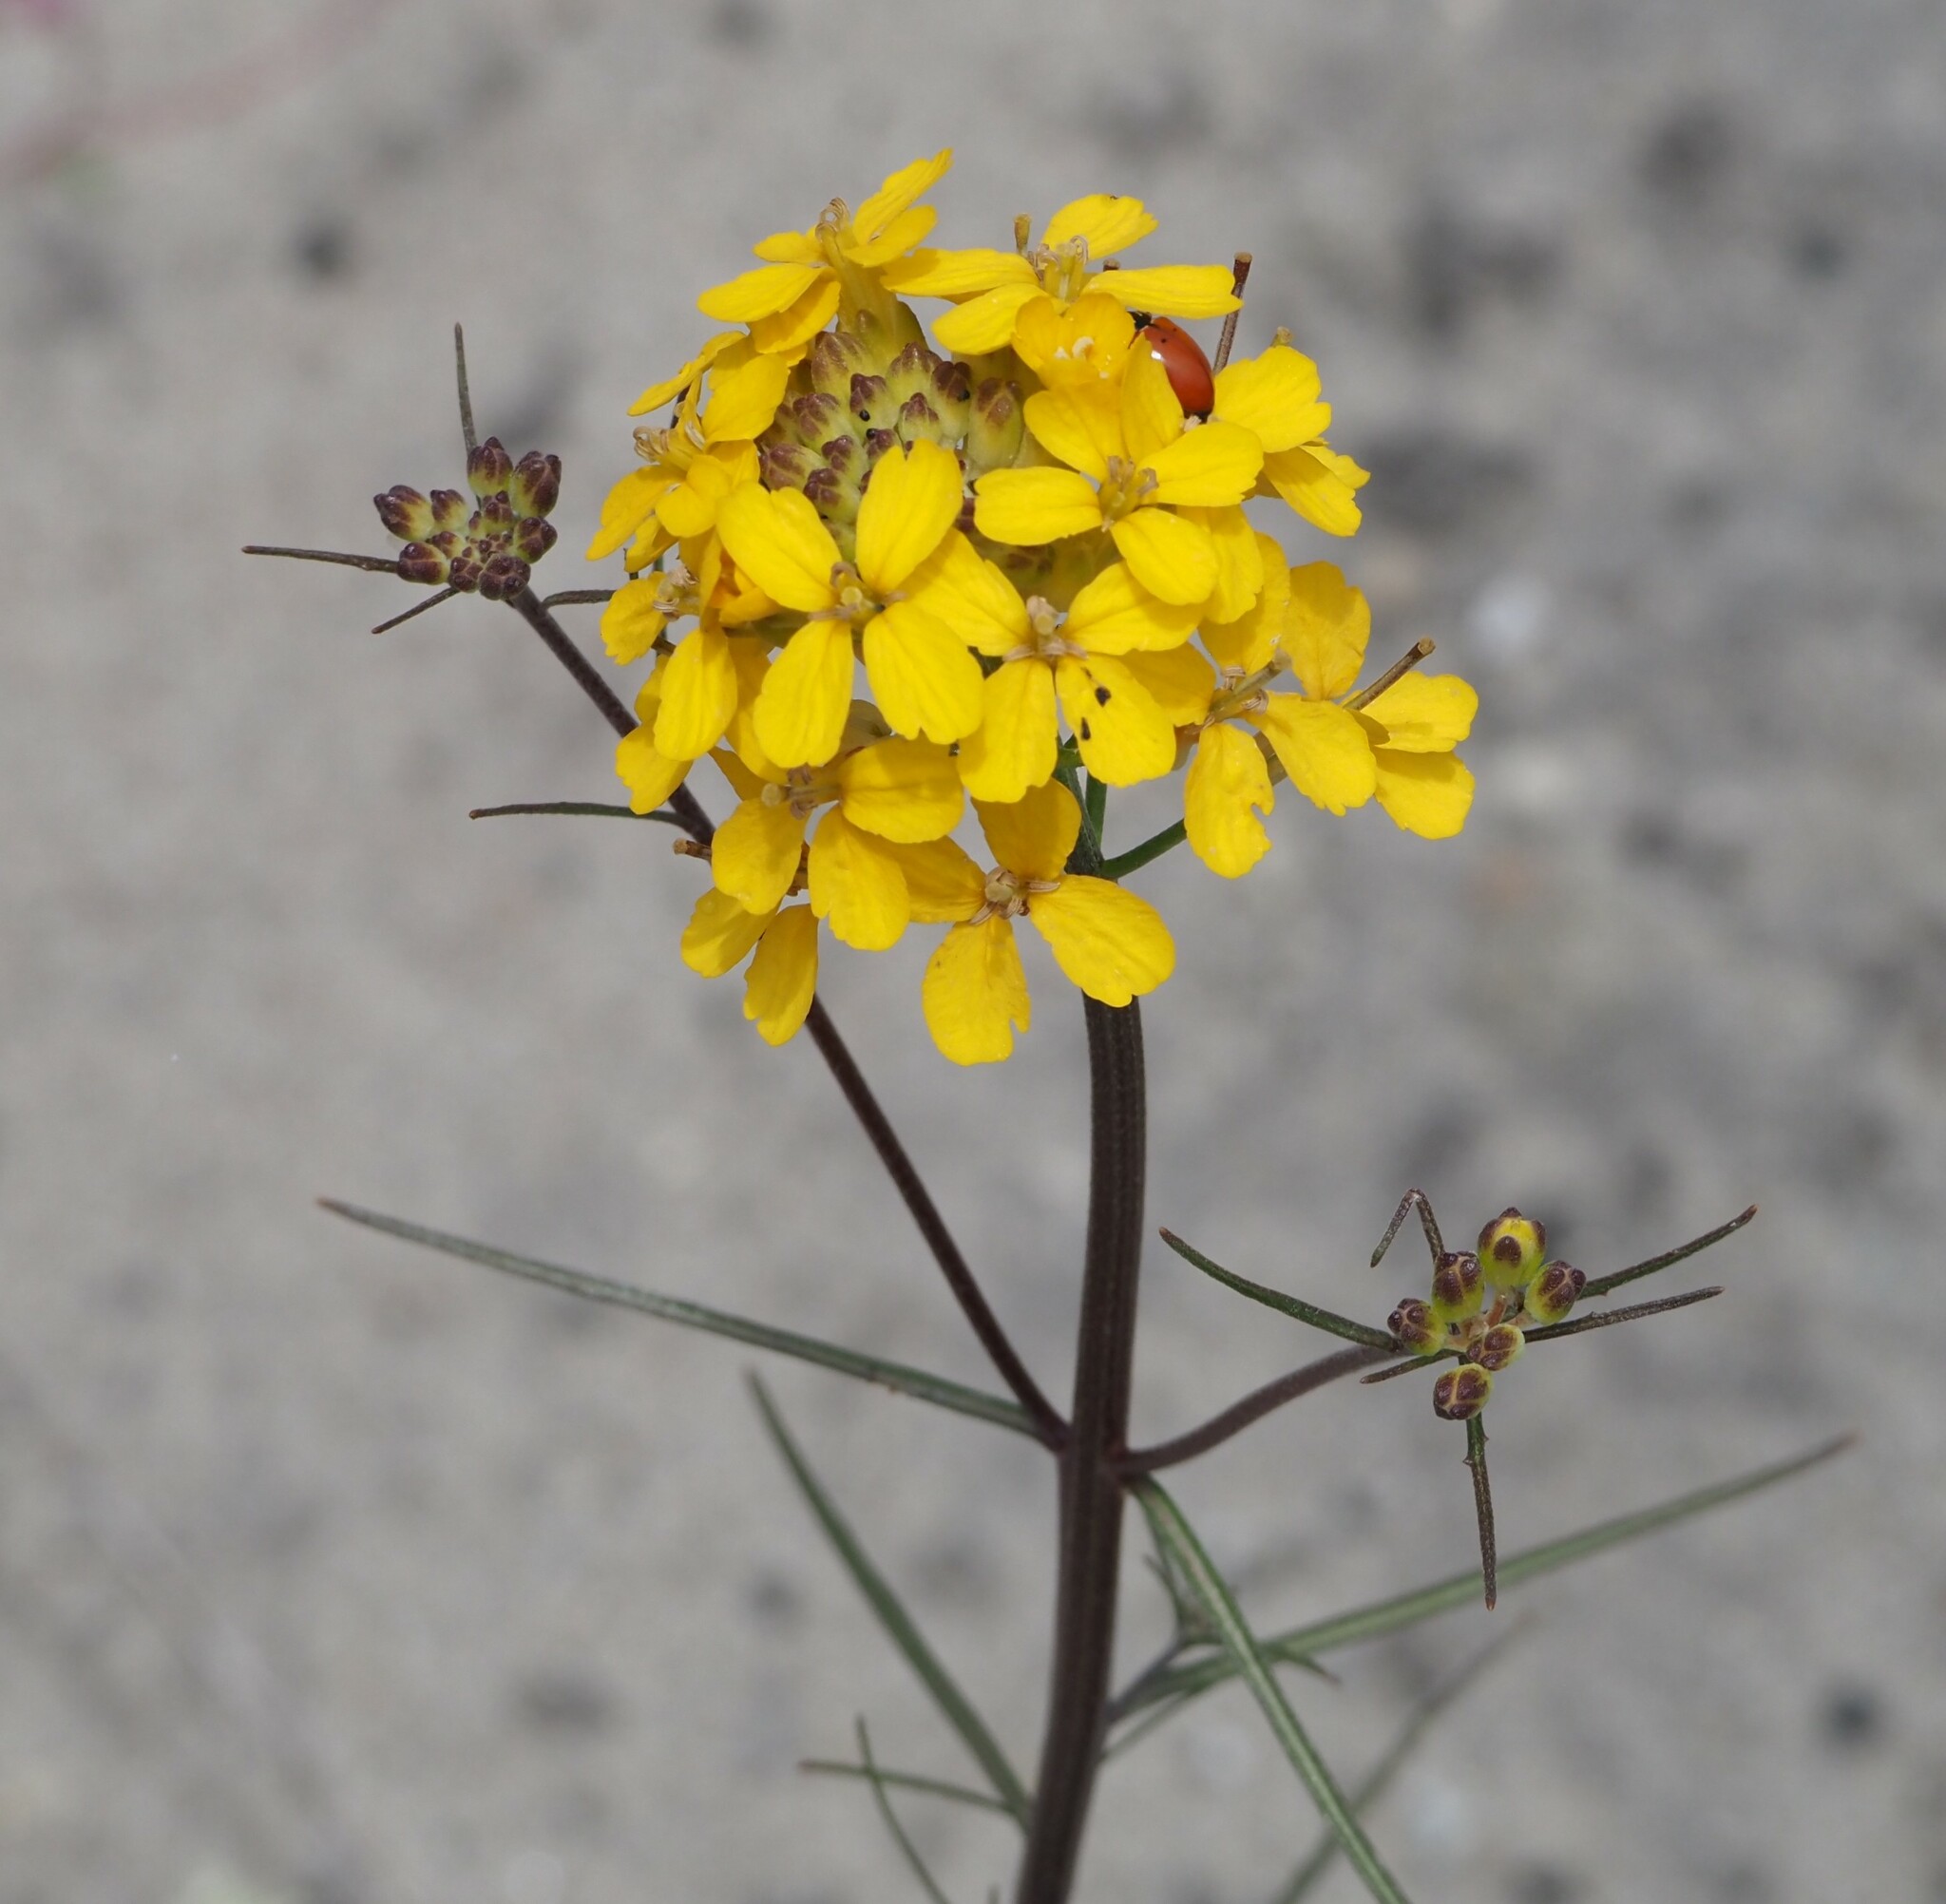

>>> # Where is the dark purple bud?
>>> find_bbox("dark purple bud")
[509,450,561,518]
[1430,1250,1484,1324]
[467,437,514,498]
[477,553,530,601]
[1433,1362,1494,1421]
[898,391,941,434]
[862,427,897,464]
[1525,1261,1586,1325]
[809,329,873,399]
[1388,1297,1443,1357]
[395,542,449,586]
[787,390,845,447]
[374,485,431,541]
[512,516,558,563]
[445,549,484,594]
[849,372,889,424]
[1474,1322,1526,1372]
[760,442,813,490]
[821,434,857,477]
[429,488,470,533]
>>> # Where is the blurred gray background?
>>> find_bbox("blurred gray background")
[5,1,1943,1899]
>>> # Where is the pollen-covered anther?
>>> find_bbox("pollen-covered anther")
[1005,595,1084,666]
[1433,1362,1494,1421]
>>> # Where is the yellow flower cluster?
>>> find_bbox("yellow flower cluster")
[588,151,1478,1063]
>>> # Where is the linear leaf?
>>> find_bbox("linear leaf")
[800,1759,1014,1816]
[753,1378,1033,1827]
[1580,1205,1756,1298]
[1117,1435,1851,1719]
[1159,1229,1397,1349]
[1134,1478,1416,1904]
[319,1200,1032,1438]
[853,1719,960,1904]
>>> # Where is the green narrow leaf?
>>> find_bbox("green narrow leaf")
[1134,1478,1416,1904]
[1272,1622,1527,1903]
[1117,1435,1852,1720]
[319,1200,1033,1438]
[1159,1229,1398,1350]
[799,1759,1014,1816]
[467,800,684,822]
[1580,1205,1757,1299]
[752,1377,1034,1828]
[853,1718,960,1904]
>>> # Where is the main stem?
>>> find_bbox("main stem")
[1016,997,1148,1904]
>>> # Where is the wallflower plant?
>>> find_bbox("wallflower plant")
[250,149,1847,1904]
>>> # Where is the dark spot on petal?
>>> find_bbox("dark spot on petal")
[1079,719,1093,741]
[1094,685,1112,705]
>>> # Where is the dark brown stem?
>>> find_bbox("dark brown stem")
[1466,1415,1498,1609]
[499,584,1063,1444]
[1118,1342,1396,1475]
[1015,998,1147,1904]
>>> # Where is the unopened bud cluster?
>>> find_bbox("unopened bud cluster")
[375,437,562,602]
[1385,1207,1585,1420]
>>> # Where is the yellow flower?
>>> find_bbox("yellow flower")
[598,531,773,666]
[918,781,1175,1065]
[1183,558,1477,875]
[716,440,984,764]
[973,348,1264,607]
[710,731,965,952]
[924,550,1200,802]
[612,631,773,815]
[884,193,1239,355]
[696,150,954,350]
[680,894,822,1046]
[1207,341,1370,538]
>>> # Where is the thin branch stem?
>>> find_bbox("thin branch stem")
[1119,1343,1397,1475]
[1213,253,1252,374]
[800,1759,1017,1818]
[855,1719,959,1904]
[538,588,616,609]
[453,322,478,456]
[242,544,400,573]
[1465,1416,1497,1610]
[1580,1206,1756,1298]
[372,586,457,634]
[1099,820,1186,882]
[468,801,685,823]
[1370,1188,1443,1269]
[1524,1285,1722,1342]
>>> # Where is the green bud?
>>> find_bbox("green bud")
[1474,1322,1525,1372]
[1478,1208,1547,1289]
[1388,1297,1444,1357]
[809,329,875,400]
[964,376,1025,478]
[1524,1260,1586,1324]
[849,372,891,427]
[1429,1249,1484,1325]
[1433,1362,1494,1422]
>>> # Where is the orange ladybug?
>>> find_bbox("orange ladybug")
[1134,314,1215,419]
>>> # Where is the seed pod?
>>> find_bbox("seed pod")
[1429,1249,1484,1325]
[1478,1208,1548,1289]
[1474,1322,1526,1372]
[1525,1260,1586,1324]
[1388,1297,1444,1357]
[1433,1362,1494,1421]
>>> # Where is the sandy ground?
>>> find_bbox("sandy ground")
[5,2,1946,1899]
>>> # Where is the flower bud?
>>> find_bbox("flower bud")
[476,552,530,601]
[1474,1322,1525,1372]
[809,329,874,400]
[1429,1249,1484,1325]
[849,372,890,426]
[509,449,562,519]
[1388,1297,1444,1357]
[929,357,972,439]
[1478,1208,1548,1289]
[512,515,558,564]
[801,466,856,526]
[897,390,942,436]
[467,436,515,499]
[759,441,814,491]
[1524,1260,1586,1324]
[1432,1362,1494,1421]
[964,376,1025,477]
[885,340,944,406]
[395,541,450,586]
[374,485,433,541]
[783,390,848,448]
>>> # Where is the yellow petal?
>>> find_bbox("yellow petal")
[752,619,855,767]
[901,533,1029,657]
[1064,562,1200,656]
[1042,193,1157,258]
[1028,878,1175,1005]
[1110,508,1216,605]
[974,466,1104,544]
[752,229,822,265]
[601,574,671,664]
[716,484,840,614]
[1023,390,1116,482]
[744,905,819,1045]
[681,886,772,978]
[1180,505,1264,625]
[1185,722,1275,878]
[1211,346,1326,453]
[713,794,809,915]
[1011,294,1136,390]
[850,148,954,243]
[808,810,910,950]
[855,440,963,591]
[1116,643,1216,725]
[956,659,1059,805]
[881,247,1037,299]
[700,349,792,443]
[1120,346,1184,468]
[628,331,741,417]
[659,446,755,541]
[862,601,985,744]
[1142,421,1264,508]
[723,637,777,778]
[1056,654,1175,788]
[1201,532,1288,673]
[1361,673,1479,752]
[1090,264,1241,318]
[976,778,1078,884]
[1374,750,1475,838]
[586,466,676,562]
[924,917,1030,1065]
[697,260,824,323]
[613,725,687,814]
[842,202,935,268]
[624,516,676,573]
[932,282,1045,354]
[1251,695,1377,815]
[884,837,986,922]
[837,735,964,842]
[653,625,739,758]
[1281,562,1370,700]
[747,275,842,356]
[1263,444,1366,537]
